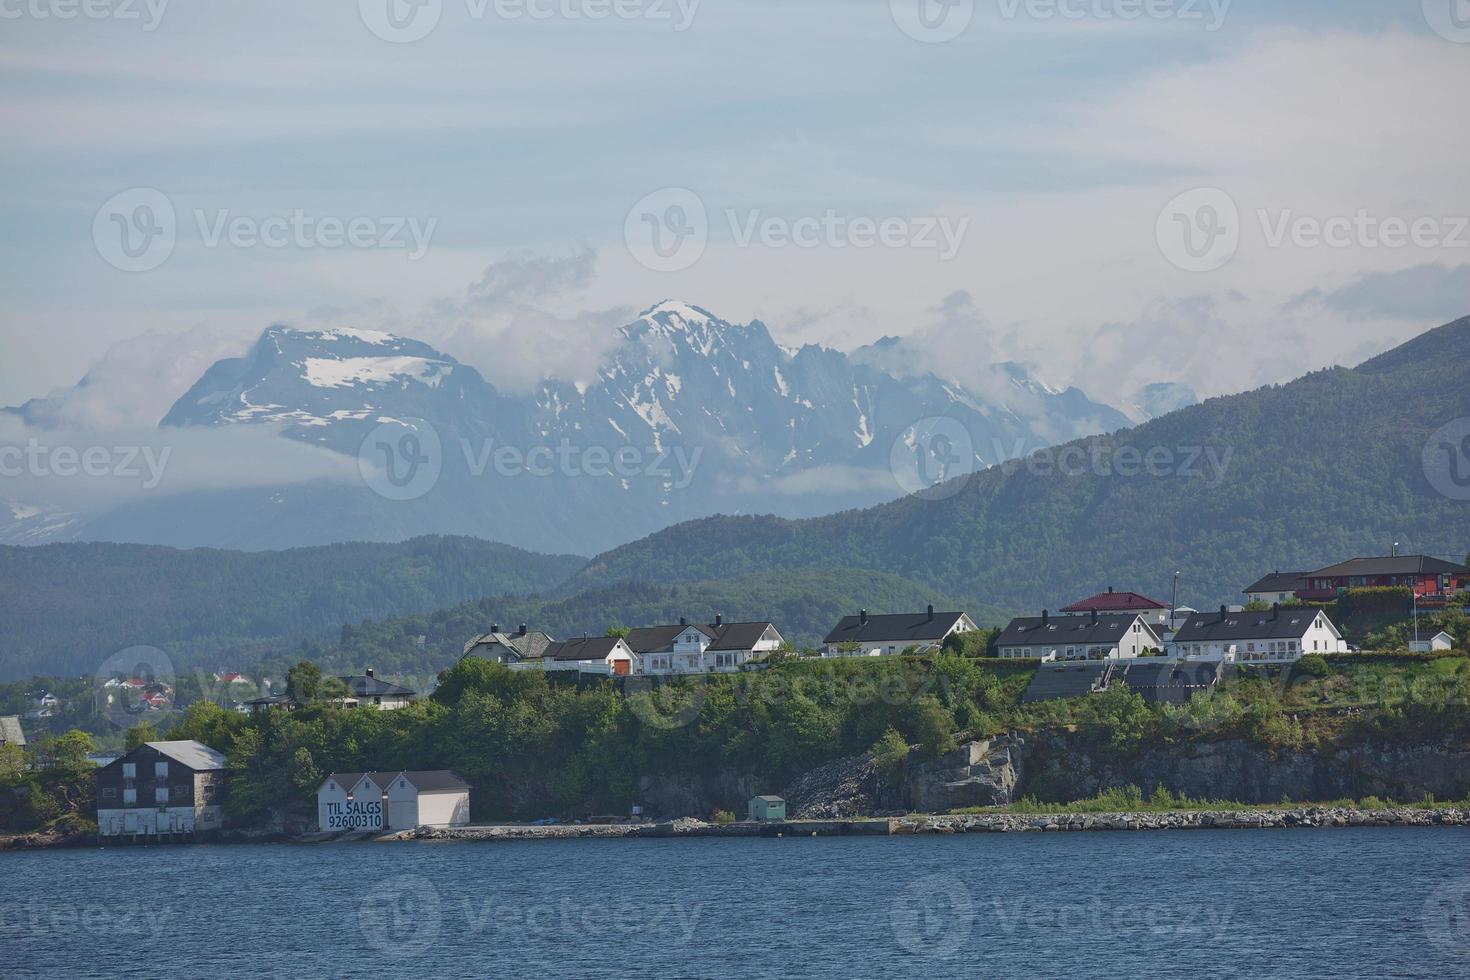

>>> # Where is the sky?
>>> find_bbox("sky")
[1,0,1468,426]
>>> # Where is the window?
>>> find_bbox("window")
[173,785,191,802]
[123,788,136,806]
[101,787,117,800]
[155,761,169,779]
[122,763,136,779]
[155,787,169,804]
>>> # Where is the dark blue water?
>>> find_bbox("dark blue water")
[5,829,1469,978]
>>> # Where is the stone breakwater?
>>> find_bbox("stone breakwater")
[381,806,1468,843]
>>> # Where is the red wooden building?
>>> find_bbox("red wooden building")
[1295,555,1470,603]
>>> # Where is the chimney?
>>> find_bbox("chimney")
[716,613,724,627]
[365,667,374,679]
[679,616,687,627]
[1219,605,1228,621]
[927,604,935,620]
[1271,603,1280,620]
[1108,586,1115,594]
[519,623,527,636]
[492,623,500,634]
[1090,608,1098,626]
[860,609,869,626]
[1042,610,1050,626]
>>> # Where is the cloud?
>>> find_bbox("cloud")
[462,249,598,309]
[7,325,255,430]
[1285,264,1470,323]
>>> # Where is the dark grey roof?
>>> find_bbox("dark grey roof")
[245,693,294,707]
[1118,661,1228,705]
[1173,609,1329,643]
[625,624,705,654]
[1244,572,1308,594]
[1307,555,1470,578]
[1021,660,1226,704]
[1021,662,1112,703]
[321,772,365,793]
[999,614,1159,648]
[338,675,416,698]
[391,770,470,794]
[823,612,967,646]
[545,636,628,662]
[463,630,554,661]
[0,715,25,747]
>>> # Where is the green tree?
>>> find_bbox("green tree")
[606,626,631,638]
[50,729,95,775]
[286,660,323,703]
[125,722,159,751]
[0,743,25,785]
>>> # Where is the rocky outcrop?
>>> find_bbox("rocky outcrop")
[783,754,891,818]
[1022,734,1470,805]
[893,806,1469,833]
[906,735,1024,812]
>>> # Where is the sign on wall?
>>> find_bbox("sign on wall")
[322,799,383,831]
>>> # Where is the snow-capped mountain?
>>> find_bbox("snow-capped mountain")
[2,302,1134,554]
[1127,382,1200,422]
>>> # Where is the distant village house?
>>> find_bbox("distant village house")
[822,607,977,657]
[96,740,228,840]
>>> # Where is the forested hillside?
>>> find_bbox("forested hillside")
[0,537,586,680]
[567,316,1470,610]
[263,567,1001,680]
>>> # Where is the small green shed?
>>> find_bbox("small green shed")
[748,795,786,822]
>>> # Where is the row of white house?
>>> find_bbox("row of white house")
[464,616,785,677]
[316,770,471,832]
[996,592,1351,664]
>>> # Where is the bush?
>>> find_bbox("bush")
[711,809,736,825]
[869,728,910,775]
[1294,655,1330,678]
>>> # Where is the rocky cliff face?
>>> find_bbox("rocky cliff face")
[1022,734,1470,805]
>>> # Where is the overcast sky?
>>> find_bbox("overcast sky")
[2,0,1468,423]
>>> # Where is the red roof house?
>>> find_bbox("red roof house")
[1060,587,1169,616]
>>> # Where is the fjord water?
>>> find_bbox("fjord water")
[6,829,1468,978]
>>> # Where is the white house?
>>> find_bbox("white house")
[334,669,416,709]
[996,611,1163,661]
[317,772,389,832]
[1409,631,1455,653]
[626,617,785,674]
[1242,572,1309,608]
[318,770,470,832]
[1170,605,1348,662]
[534,636,638,676]
[822,607,978,657]
[384,771,471,830]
